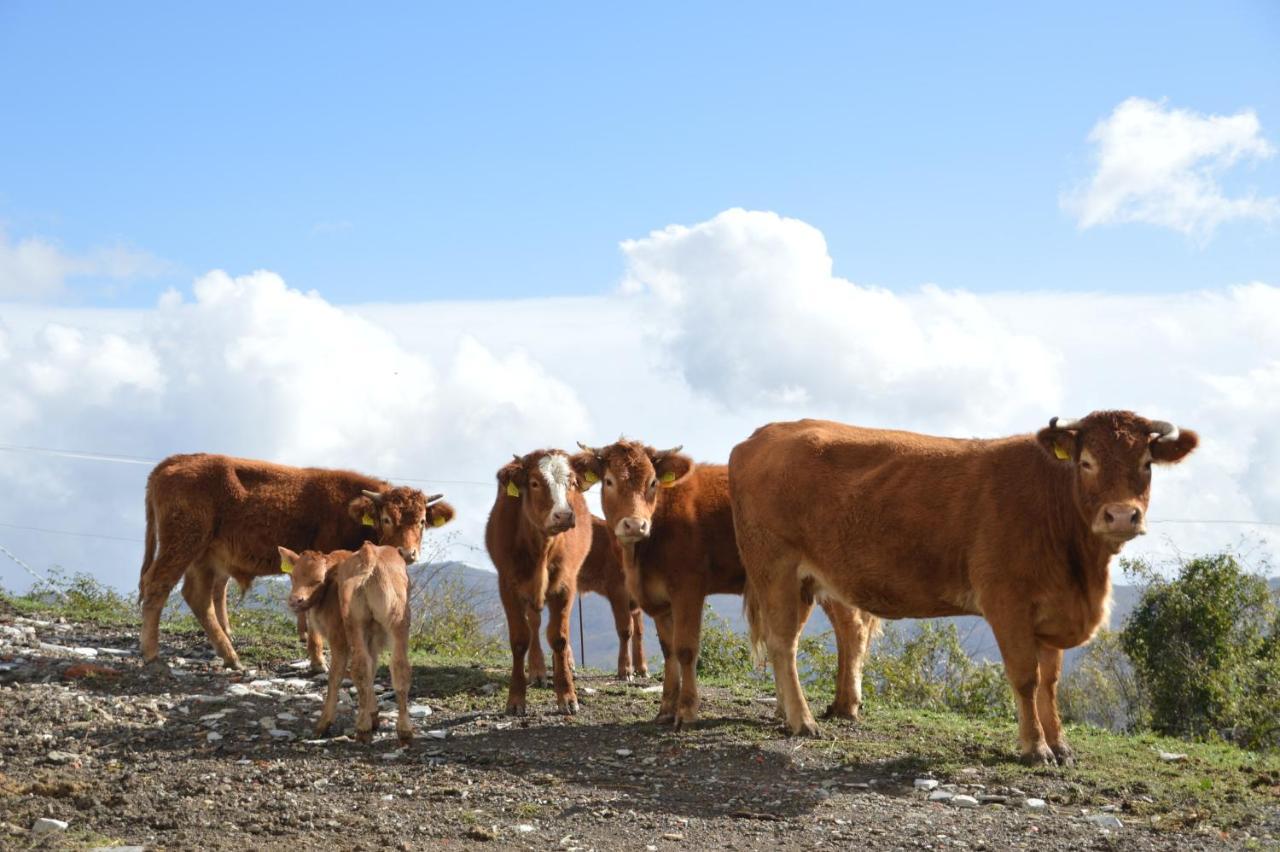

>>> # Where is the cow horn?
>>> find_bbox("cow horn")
[361,489,384,502]
[652,444,684,459]
[1148,420,1180,443]
[1049,417,1081,431]
[426,493,445,505]
[576,441,604,457]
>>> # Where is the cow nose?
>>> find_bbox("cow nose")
[618,517,650,539]
[547,509,574,531]
[1101,504,1144,535]
[399,547,419,564]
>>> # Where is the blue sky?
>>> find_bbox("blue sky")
[2,1,1277,308]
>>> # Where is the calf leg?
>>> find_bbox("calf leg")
[349,619,377,743]
[138,515,209,665]
[670,594,705,732]
[653,611,680,724]
[608,591,635,680]
[305,621,328,674]
[499,583,531,716]
[391,619,413,744]
[213,575,232,637]
[546,590,579,714]
[180,565,241,670]
[1037,644,1072,765]
[630,609,648,678]
[365,627,387,734]
[987,607,1053,765]
[821,601,876,720]
[759,562,817,737]
[315,633,348,737]
[526,604,548,687]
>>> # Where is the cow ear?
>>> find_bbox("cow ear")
[1151,429,1198,464]
[348,494,377,525]
[653,451,694,487]
[497,460,526,496]
[568,452,603,491]
[1035,427,1076,463]
[277,546,300,574]
[426,500,456,528]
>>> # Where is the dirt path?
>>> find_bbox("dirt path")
[0,611,1267,850]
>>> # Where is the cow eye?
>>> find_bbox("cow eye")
[1143,461,1153,472]
[531,480,540,489]
[648,478,657,490]
[604,476,614,488]
[1079,460,1094,472]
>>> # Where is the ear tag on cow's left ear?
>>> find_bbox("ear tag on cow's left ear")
[584,470,598,485]
[660,471,677,487]
[1054,445,1071,461]
[432,514,446,527]
[361,513,376,527]
[506,481,521,498]
[280,557,294,575]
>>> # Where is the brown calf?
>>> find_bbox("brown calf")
[138,453,454,670]
[571,439,880,731]
[485,449,592,715]
[575,516,648,680]
[729,411,1197,763]
[278,543,413,744]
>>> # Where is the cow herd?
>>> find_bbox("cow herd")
[136,410,1196,765]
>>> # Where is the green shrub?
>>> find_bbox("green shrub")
[1058,629,1142,732]
[863,622,1012,718]
[696,607,755,678]
[406,554,504,661]
[22,569,136,626]
[1121,552,1280,749]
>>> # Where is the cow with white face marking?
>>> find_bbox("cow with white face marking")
[485,449,592,715]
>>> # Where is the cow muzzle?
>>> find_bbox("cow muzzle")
[1095,503,1146,541]
[398,546,420,565]
[287,595,311,614]
[614,516,651,545]
[545,508,575,535]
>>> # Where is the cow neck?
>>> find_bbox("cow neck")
[515,515,559,565]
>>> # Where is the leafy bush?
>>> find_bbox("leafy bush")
[21,569,136,625]
[406,538,504,661]
[864,622,1012,719]
[1121,552,1280,749]
[1058,629,1142,732]
[696,607,756,678]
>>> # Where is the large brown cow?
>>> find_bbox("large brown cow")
[729,411,1197,764]
[570,440,880,731]
[138,453,455,670]
[485,449,592,715]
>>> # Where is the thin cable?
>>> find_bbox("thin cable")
[0,539,46,582]
[0,521,144,544]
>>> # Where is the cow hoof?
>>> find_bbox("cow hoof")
[635,668,649,679]
[1020,744,1056,766]
[559,699,579,715]
[308,662,328,675]
[221,657,244,671]
[821,703,858,721]
[398,731,413,747]
[654,711,675,725]
[141,658,170,675]
[617,670,632,682]
[355,728,372,744]
[789,720,821,738]
[673,715,697,733]
[529,675,548,689]
[506,702,527,717]
[314,724,332,738]
[1052,744,1076,767]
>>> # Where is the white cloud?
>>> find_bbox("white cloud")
[1062,97,1279,239]
[0,230,170,300]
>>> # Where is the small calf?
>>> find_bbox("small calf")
[278,542,413,744]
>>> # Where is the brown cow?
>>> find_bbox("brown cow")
[570,440,880,731]
[138,453,454,670]
[278,542,413,744]
[575,516,647,680]
[485,449,592,715]
[729,411,1197,764]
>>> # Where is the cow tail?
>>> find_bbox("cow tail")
[137,484,158,604]
[742,581,768,668]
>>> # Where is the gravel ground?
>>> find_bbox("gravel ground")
[0,608,1271,851]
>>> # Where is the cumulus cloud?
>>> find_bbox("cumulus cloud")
[1062,97,1279,239]
[0,230,170,301]
[620,209,1060,433]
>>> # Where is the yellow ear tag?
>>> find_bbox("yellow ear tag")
[584,470,598,485]
[280,557,294,575]
[660,471,677,487]
[506,481,521,498]
[432,514,446,527]
[361,513,376,527]
[1054,445,1070,461]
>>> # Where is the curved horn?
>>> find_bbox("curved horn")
[361,489,384,502]
[576,441,604,457]
[426,493,445,505]
[512,453,522,464]
[1049,417,1081,431]
[652,444,684,459]
[1148,420,1180,443]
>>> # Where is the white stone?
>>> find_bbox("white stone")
[268,728,294,739]
[276,712,298,722]
[283,678,311,690]
[639,685,663,694]
[32,818,69,835]
[409,704,432,718]
[427,729,448,739]
[914,779,939,791]
[514,824,535,833]
[927,790,954,803]
[1088,813,1123,830]
[1158,751,1187,762]
[206,732,223,743]
[1024,798,1047,810]
[96,647,131,656]
[950,795,979,808]
[615,749,633,757]
[288,660,312,669]
[226,684,255,697]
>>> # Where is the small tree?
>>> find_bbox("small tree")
[1058,629,1142,732]
[1121,552,1280,748]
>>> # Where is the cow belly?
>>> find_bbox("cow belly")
[803,560,971,620]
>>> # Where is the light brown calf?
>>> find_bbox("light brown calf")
[729,411,1197,764]
[485,449,592,715]
[279,542,414,744]
[576,516,648,680]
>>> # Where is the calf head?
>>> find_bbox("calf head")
[277,547,335,613]
[1037,410,1197,550]
[498,450,578,535]
[346,487,455,564]
[570,440,693,545]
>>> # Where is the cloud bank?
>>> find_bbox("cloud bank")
[0,230,170,301]
[1062,97,1279,239]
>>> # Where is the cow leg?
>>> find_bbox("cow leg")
[670,594,705,732]
[631,609,648,678]
[213,574,232,637]
[180,565,242,670]
[305,620,328,674]
[526,604,548,687]
[988,610,1053,765]
[316,632,348,737]
[546,590,579,714]
[821,601,876,721]
[138,514,209,666]
[391,619,413,745]
[653,612,679,724]
[1037,644,1072,765]
[364,623,386,734]
[761,568,818,737]
[499,583,531,716]
[349,618,376,743]
[608,591,635,680]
